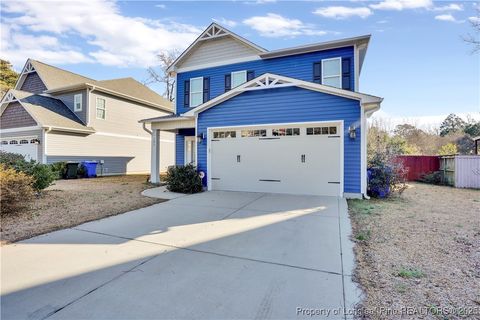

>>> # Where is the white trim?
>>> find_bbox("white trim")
[94,131,174,143]
[74,93,82,112]
[206,120,344,196]
[231,70,247,88]
[175,56,261,74]
[167,22,266,74]
[0,135,39,141]
[95,97,106,120]
[344,192,363,199]
[183,73,383,117]
[360,106,366,197]
[184,136,196,166]
[0,126,41,134]
[189,77,204,108]
[354,44,360,92]
[173,73,178,114]
[321,57,342,89]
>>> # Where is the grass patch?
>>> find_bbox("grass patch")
[396,267,425,279]
[355,229,371,241]
[348,199,377,215]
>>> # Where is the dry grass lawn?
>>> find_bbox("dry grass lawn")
[1,175,164,245]
[349,183,480,319]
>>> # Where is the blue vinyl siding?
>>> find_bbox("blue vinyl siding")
[197,86,362,193]
[176,46,354,115]
[175,128,195,165]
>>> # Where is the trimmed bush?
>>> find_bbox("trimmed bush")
[0,164,34,214]
[368,150,407,198]
[164,164,203,194]
[50,161,68,179]
[0,151,56,191]
[418,171,443,185]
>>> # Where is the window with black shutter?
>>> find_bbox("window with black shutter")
[225,74,231,92]
[342,58,351,91]
[203,77,210,102]
[313,62,322,84]
[184,80,190,107]
[247,71,255,81]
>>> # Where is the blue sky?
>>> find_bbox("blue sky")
[1,0,479,124]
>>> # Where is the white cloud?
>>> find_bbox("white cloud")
[0,0,201,68]
[313,6,372,19]
[243,13,326,37]
[212,17,238,28]
[468,16,480,24]
[155,4,166,9]
[435,14,457,22]
[432,3,463,11]
[370,0,433,11]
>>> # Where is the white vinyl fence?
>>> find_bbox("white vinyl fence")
[455,156,480,189]
[441,156,480,189]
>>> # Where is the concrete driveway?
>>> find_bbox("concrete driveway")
[1,191,360,320]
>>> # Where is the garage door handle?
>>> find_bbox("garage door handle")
[301,154,306,163]
[237,155,241,163]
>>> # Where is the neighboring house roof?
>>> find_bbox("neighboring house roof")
[15,59,172,112]
[167,22,370,74]
[181,73,382,118]
[1,89,95,134]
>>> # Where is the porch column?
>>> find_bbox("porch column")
[150,129,160,184]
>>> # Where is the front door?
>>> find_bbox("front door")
[184,136,196,165]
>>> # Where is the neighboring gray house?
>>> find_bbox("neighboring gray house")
[0,59,174,175]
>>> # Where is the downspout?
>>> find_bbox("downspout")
[42,126,52,164]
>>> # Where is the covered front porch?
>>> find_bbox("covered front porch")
[141,115,196,184]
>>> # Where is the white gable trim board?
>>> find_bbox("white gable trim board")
[206,120,344,197]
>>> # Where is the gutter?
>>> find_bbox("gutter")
[142,122,152,135]
[43,125,95,135]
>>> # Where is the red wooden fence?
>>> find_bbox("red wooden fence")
[395,155,440,181]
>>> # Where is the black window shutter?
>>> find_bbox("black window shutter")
[224,74,231,92]
[342,58,351,91]
[203,77,210,102]
[247,71,255,81]
[313,62,322,84]
[184,80,190,107]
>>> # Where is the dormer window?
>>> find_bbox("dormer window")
[231,71,247,88]
[74,94,82,112]
[321,58,342,89]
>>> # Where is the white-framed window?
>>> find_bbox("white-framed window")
[96,97,106,120]
[231,70,247,88]
[322,57,342,89]
[74,94,82,112]
[190,77,203,108]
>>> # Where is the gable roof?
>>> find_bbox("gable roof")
[1,89,94,133]
[167,23,267,73]
[167,23,371,74]
[15,59,172,112]
[182,73,382,117]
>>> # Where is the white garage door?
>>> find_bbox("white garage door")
[0,137,39,162]
[209,122,342,196]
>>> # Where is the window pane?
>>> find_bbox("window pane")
[329,127,337,134]
[314,127,321,135]
[286,128,293,136]
[306,128,313,135]
[231,71,246,88]
[219,132,225,138]
[190,78,203,92]
[260,130,266,137]
[97,98,105,109]
[190,92,203,107]
[293,128,300,135]
[230,131,236,138]
[322,127,329,134]
[213,132,219,138]
[97,109,105,119]
[323,59,340,77]
[323,76,341,88]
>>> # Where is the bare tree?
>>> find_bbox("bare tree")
[463,8,479,54]
[145,49,180,102]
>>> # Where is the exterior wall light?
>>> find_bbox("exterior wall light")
[349,126,356,139]
[197,133,205,144]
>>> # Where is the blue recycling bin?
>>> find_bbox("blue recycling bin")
[81,161,98,178]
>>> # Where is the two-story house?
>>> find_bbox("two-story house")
[141,23,382,198]
[0,59,174,175]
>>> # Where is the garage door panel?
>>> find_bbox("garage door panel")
[210,123,341,196]
[1,137,39,162]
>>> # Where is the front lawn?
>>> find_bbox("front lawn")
[349,183,480,319]
[1,175,164,244]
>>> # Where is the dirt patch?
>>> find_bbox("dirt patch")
[1,175,165,244]
[349,183,480,320]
